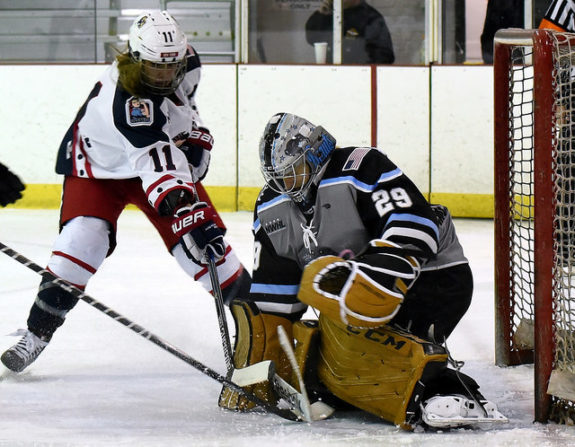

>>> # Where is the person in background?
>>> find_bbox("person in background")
[1,10,251,374]
[539,0,575,31]
[480,0,524,64]
[218,112,506,430]
[0,163,25,207]
[305,0,394,64]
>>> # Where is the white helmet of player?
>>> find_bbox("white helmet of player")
[259,113,336,204]
[128,10,188,96]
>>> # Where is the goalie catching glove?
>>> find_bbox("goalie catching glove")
[298,240,420,328]
[172,201,225,263]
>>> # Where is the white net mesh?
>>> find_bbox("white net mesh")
[502,31,575,423]
[508,44,536,353]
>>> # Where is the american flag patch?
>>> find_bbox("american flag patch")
[343,147,370,171]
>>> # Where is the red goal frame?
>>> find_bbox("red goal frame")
[494,28,563,423]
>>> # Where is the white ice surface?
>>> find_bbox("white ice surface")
[0,209,573,446]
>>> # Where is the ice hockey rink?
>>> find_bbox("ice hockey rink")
[0,209,573,446]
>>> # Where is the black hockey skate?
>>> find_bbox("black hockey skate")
[1,329,49,373]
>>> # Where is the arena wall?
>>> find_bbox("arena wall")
[0,64,493,217]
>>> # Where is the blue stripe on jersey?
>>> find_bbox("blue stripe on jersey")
[319,168,403,192]
[253,218,261,233]
[256,194,291,213]
[386,213,439,239]
[250,283,299,295]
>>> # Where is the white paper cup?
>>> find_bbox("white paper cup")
[314,42,328,64]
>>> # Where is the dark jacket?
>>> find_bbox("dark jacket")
[305,1,394,64]
[481,0,524,63]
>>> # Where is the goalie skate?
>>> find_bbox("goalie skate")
[421,395,508,428]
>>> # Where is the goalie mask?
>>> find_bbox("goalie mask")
[128,10,188,96]
[259,113,336,204]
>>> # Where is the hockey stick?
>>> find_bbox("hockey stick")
[0,242,300,422]
[206,252,233,373]
[278,325,334,421]
[205,252,318,422]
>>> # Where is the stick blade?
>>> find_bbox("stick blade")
[310,401,335,420]
[231,360,274,387]
[277,325,336,422]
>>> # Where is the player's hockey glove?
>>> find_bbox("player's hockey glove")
[172,201,225,263]
[0,162,25,207]
[179,127,213,182]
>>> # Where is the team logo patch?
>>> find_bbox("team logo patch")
[263,218,286,235]
[126,97,153,127]
[136,15,148,28]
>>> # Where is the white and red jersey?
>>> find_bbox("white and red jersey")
[55,46,204,212]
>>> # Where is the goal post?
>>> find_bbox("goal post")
[494,28,575,424]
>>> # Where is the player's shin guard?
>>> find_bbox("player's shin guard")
[316,315,449,430]
[218,300,293,411]
[26,276,80,340]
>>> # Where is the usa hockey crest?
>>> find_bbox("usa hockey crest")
[126,97,153,127]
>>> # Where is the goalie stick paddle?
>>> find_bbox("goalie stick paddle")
[0,242,300,422]
[277,325,312,422]
[277,325,335,422]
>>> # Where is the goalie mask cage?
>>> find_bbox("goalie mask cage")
[494,28,575,424]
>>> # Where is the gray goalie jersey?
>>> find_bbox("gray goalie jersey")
[250,146,468,319]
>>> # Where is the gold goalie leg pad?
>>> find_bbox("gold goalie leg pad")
[316,315,448,430]
[218,300,293,411]
[292,320,320,390]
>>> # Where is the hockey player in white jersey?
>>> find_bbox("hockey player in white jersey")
[218,113,507,429]
[1,11,250,373]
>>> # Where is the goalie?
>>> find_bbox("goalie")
[219,113,507,429]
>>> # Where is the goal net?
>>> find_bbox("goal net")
[494,28,575,424]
